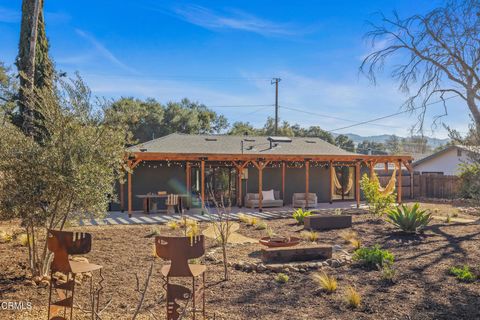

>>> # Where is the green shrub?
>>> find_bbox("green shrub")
[386,203,432,233]
[255,220,267,230]
[353,244,394,269]
[292,208,312,224]
[275,273,289,284]
[449,265,477,282]
[360,174,396,216]
[381,265,396,282]
[458,163,480,201]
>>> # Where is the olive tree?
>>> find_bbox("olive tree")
[0,74,128,276]
[361,0,480,132]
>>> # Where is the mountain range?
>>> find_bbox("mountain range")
[336,133,449,148]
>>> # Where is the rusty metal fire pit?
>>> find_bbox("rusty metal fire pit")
[259,236,300,248]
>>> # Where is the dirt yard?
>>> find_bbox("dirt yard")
[1,201,479,320]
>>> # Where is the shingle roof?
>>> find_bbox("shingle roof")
[413,145,480,167]
[127,133,357,156]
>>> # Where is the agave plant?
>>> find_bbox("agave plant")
[386,203,432,233]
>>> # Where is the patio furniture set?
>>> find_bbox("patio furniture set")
[135,192,189,215]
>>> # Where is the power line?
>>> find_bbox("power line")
[329,95,460,132]
[279,105,399,129]
[206,104,273,108]
[224,106,272,124]
[81,72,272,82]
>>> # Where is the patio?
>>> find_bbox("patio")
[80,201,366,226]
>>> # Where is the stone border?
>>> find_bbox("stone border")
[204,246,352,274]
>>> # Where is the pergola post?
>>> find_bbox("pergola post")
[201,159,205,208]
[369,161,375,178]
[185,161,191,209]
[329,161,334,204]
[252,160,269,212]
[120,180,125,212]
[282,161,286,204]
[258,166,263,212]
[127,172,132,217]
[355,161,361,208]
[397,160,402,204]
[236,167,242,207]
[305,160,310,208]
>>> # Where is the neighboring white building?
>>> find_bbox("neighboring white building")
[413,145,479,175]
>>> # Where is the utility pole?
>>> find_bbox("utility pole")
[271,77,281,135]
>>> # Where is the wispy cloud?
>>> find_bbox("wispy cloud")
[171,5,300,37]
[75,28,137,74]
[0,6,20,23]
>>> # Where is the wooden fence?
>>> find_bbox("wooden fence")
[377,171,460,200]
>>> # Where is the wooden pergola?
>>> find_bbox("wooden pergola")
[121,152,413,215]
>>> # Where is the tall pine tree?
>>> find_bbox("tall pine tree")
[15,0,54,130]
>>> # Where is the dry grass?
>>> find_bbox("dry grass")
[166,220,179,230]
[340,230,361,249]
[16,233,30,247]
[300,230,319,242]
[313,272,337,293]
[0,230,13,243]
[345,286,361,308]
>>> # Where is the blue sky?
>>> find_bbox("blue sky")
[0,0,472,138]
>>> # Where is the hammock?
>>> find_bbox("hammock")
[372,167,396,196]
[333,170,354,195]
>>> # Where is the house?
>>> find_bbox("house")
[117,133,412,215]
[412,145,479,175]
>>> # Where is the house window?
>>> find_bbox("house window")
[457,148,462,157]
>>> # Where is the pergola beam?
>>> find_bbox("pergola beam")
[130,152,412,163]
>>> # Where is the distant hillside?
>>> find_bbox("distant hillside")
[334,133,449,148]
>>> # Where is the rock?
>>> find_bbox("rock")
[267,264,284,273]
[332,245,342,252]
[256,264,267,272]
[299,268,306,273]
[32,276,42,284]
[235,261,245,270]
[24,279,37,287]
[331,260,341,268]
[38,280,50,288]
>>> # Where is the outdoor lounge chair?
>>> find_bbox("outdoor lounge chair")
[155,235,206,320]
[292,193,318,208]
[47,229,103,320]
[244,190,283,208]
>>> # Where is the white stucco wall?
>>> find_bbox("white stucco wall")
[414,147,472,175]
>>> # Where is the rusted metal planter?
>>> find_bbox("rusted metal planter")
[259,236,300,248]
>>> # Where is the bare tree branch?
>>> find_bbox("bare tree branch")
[360,0,480,132]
